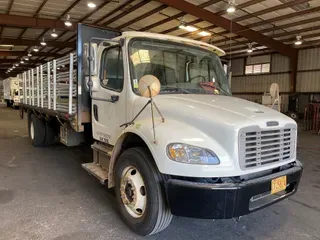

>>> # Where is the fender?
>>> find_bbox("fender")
[107,124,155,188]
[107,117,235,188]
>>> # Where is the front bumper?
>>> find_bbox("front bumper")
[166,161,303,219]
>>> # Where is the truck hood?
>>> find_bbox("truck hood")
[147,94,295,130]
[131,94,297,177]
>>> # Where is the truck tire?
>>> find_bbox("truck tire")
[44,121,56,145]
[28,114,45,147]
[114,147,172,236]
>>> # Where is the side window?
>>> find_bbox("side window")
[100,47,124,92]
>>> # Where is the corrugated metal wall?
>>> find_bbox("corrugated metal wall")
[230,53,290,112]
[297,71,320,92]
[271,54,290,73]
[298,48,320,70]
[231,74,290,92]
[230,48,320,112]
[296,48,320,92]
[230,58,244,76]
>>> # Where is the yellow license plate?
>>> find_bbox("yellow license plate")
[271,176,287,194]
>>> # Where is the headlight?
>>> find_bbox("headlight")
[167,143,220,165]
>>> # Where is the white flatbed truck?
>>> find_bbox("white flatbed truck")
[19,24,302,236]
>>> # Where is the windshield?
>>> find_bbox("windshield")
[129,39,231,95]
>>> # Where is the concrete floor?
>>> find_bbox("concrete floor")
[0,107,320,240]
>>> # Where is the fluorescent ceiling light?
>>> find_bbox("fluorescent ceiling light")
[0,44,14,48]
[199,31,211,36]
[181,25,198,32]
[87,2,96,8]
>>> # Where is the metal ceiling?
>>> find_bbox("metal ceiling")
[0,0,319,76]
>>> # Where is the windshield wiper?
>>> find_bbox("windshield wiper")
[160,86,191,94]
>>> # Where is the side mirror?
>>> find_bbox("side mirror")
[83,43,97,76]
[138,75,161,98]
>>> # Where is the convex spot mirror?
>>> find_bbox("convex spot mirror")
[138,75,161,98]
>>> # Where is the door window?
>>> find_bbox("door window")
[100,47,124,92]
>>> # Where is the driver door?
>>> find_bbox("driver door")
[92,46,126,145]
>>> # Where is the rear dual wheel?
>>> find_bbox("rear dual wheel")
[28,114,45,146]
[28,114,56,146]
[114,147,172,236]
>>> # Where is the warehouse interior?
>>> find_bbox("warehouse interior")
[0,0,320,239]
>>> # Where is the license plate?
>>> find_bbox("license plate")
[271,176,287,194]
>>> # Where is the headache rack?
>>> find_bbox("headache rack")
[239,124,297,170]
[19,53,77,115]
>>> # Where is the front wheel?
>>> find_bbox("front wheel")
[114,147,172,236]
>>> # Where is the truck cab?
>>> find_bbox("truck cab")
[3,77,22,108]
[84,31,302,235]
[20,25,302,236]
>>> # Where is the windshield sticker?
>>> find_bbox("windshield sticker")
[130,50,150,66]
[133,79,139,89]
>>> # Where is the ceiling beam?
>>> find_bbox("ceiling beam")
[94,0,135,25]
[234,0,310,22]
[218,25,320,50]
[0,14,77,31]
[17,0,50,39]
[207,16,320,46]
[0,0,15,37]
[6,0,15,14]
[154,0,297,58]
[0,51,62,57]
[245,4,320,29]
[102,0,150,26]
[34,0,49,16]
[117,4,167,30]
[163,0,265,36]
[52,0,114,51]
[198,5,320,42]
[139,0,221,32]
[0,38,75,48]
[79,0,113,22]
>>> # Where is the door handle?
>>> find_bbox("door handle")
[111,95,119,103]
[93,104,98,121]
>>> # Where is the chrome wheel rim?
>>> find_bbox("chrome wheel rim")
[120,166,147,218]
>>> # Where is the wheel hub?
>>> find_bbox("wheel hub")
[120,166,146,218]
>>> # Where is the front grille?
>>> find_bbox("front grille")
[239,125,296,170]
